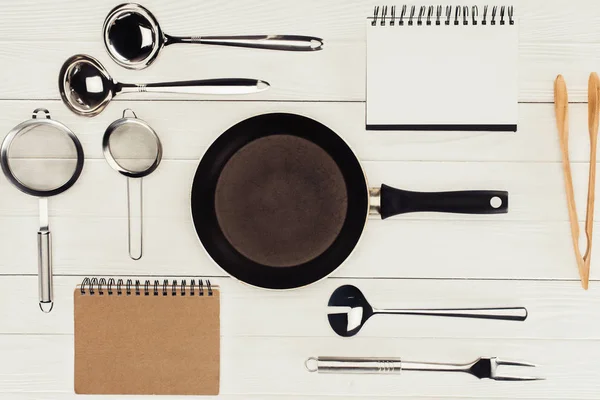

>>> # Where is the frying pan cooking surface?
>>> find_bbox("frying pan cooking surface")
[192,113,368,289]
[215,134,348,267]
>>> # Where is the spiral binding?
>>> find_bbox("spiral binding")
[79,277,214,296]
[371,5,514,26]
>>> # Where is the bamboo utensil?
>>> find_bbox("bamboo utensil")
[554,75,586,288]
[554,73,600,289]
[585,72,600,284]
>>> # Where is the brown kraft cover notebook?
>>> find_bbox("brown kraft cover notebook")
[74,278,220,395]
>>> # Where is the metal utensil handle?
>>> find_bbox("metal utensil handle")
[123,79,269,95]
[127,177,143,260]
[306,357,403,374]
[377,307,527,321]
[306,357,471,375]
[379,184,508,218]
[37,197,53,313]
[187,35,323,51]
[38,230,53,312]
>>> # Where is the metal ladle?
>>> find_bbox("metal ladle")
[58,54,270,117]
[103,3,324,70]
[327,285,528,337]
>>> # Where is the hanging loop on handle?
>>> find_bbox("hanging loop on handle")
[122,108,138,119]
[32,108,51,119]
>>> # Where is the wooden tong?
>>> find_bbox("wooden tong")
[554,73,600,289]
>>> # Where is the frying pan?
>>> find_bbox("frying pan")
[191,113,507,289]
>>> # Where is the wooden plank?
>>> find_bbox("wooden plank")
[0,40,597,102]
[0,0,598,43]
[0,1,598,399]
[0,215,593,280]
[0,158,595,223]
[1,334,598,398]
[0,394,582,400]
[0,199,596,279]
[0,40,364,101]
[0,156,597,279]
[1,277,598,341]
[0,101,594,163]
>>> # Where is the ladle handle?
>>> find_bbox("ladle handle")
[172,35,323,51]
[377,307,527,321]
[124,79,269,95]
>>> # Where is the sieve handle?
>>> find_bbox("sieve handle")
[37,230,53,313]
[127,178,143,260]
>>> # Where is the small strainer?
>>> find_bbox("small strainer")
[103,109,162,260]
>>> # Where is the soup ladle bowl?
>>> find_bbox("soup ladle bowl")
[58,54,269,117]
[103,3,324,70]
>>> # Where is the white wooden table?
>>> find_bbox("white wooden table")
[1,0,599,399]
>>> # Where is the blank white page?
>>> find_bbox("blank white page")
[366,13,518,131]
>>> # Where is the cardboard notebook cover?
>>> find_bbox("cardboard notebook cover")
[74,282,220,395]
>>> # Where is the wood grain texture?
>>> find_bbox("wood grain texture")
[2,0,600,399]
[2,335,600,398]
[0,159,595,221]
[0,0,597,44]
[0,0,598,101]
[0,40,599,102]
[584,73,600,284]
[7,396,574,400]
[0,101,596,163]
[10,396,557,400]
[2,159,600,279]
[2,216,599,280]
[1,277,599,340]
[555,75,586,287]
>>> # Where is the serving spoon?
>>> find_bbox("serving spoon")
[103,3,324,70]
[58,54,269,117]
[327,285,527,337]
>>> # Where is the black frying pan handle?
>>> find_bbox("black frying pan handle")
[379,184,508,219]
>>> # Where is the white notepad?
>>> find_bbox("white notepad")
[366,5,518,131]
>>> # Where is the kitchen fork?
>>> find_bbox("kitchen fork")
[305,356,542,381]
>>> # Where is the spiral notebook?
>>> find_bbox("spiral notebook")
[366,5,518,131]
[74,278,220,395]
